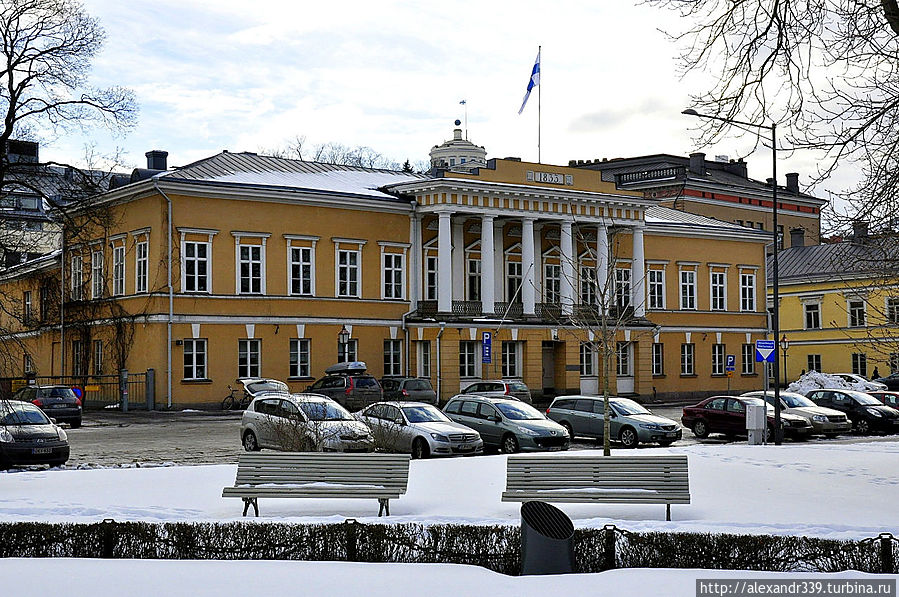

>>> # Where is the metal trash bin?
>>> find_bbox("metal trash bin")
[520,500,575,575]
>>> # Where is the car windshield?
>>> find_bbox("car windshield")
[41,388,76,399]
[495,401,544,420]
[852,393,881,405]
[0,402,50,425]
[402,405,449,423]
[299,401,353,421]
[246,380,288,395]
[404,379,433,391]
[507,381,528,392]
[782,394,816,408]
[611,399,651,416]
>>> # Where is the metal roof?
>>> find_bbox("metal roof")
[771,239,898,283]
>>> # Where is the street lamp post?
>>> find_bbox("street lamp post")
[682,109,783,444]
[338,325,351,362]
[780,334,789,387]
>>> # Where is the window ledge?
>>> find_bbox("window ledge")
[680,374,697,378]
[741,373,759,377]
[181,378,212,384]
[652,374,666,379]
[287,377,315,382]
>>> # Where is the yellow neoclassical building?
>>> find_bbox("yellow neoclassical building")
[0,143,772,407]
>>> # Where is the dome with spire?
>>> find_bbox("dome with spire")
[429,121,487,173]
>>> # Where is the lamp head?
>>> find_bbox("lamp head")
[682,108,700,116]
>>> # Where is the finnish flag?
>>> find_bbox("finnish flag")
[518,49,541,115]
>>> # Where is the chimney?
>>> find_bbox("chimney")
[852,220,869,242]
[723,158,748,179]
[145,150,168,171]
[689,152,706,176]
[789,228,805,248]
[785,172,799,194]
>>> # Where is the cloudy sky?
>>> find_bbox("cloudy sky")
[43,1,853,207]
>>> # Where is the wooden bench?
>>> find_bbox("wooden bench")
[501,454,690,521]
[222,452,411,517]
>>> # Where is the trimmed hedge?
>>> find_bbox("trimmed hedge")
[0,521,894,575]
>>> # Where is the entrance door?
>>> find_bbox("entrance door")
[542,343,555,395]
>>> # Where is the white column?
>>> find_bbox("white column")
[597,223,609,313]
[521,218,536,315]
[533,223,543,304]
[560,219,574,316]
[493,223,504,304]
[409,209,421,308]
[481,215,495,314]
[632,223,646,317]
[437,211,452,313]
[452,219,464,301]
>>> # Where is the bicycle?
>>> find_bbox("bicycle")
[221,385,251,411]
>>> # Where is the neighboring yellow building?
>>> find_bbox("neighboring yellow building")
[0,143,772,407]
[774,224,899,382]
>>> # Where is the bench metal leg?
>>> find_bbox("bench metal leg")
[666,504,671,521]
[378,498,390,517]
[242,497,259,517]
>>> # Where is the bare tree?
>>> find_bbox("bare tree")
[645,0,899,226]
[263,137,429,171]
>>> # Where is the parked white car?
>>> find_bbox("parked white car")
[356,401,483,459]
[834,373,887,391]
[241,393,374,453]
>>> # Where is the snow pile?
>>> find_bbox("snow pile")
[788,371,869,395]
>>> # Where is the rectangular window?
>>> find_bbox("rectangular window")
[616,341,631,376]
[544,264,561,303]
[40,284,51,320]
[648,269,665,310]
[71,255,83,300]
[652,343,664,376]
[711,271,726,311]
[680,270,696,310]
[72,339,85,376]
[135,241,148,293]
[289,246,313,295]
[466,258,481,301]
[417,341,431,378]
[501,341,521,378]
[23,290,32,323]
[507,261,522,302]
[851,353,867,377]
[383,253,404,299]
[615,267,631,308]
[384,340,402,376]
[887,297,899,324]
[580,342,595,376]
[425,255,438,301]
[580,266,597,306]
[804,303,821,329]
[740,272,756,312]
[112,246,125,296]
[23,353,33,374]
[337,249,360,297]
[337,338,358,363]
[238,245,263,294]
[459,341,479,378]
[807,354,822,373]
[289,338,310,378]
[712,343,726,375]
[890,353,899,374]
[184,241,210,293]
[91,248,104,299]
[238,339,261,378]
[183,338,207,380]
[92,339,103,376]
[681,343,695,376]
[742,343,756,375]
[848,300,866,327]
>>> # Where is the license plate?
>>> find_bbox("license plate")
[48,403,66,408]
[548,446,562,451]
[456,444,473,451]
[32,447,52,454]
[666,432,678,437]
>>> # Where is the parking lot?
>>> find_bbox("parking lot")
[57,403,896,468]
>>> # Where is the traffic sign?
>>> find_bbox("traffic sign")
[482,331,492,364]
[725,354,736,372]
[755,340,776,363]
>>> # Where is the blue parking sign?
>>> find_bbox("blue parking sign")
[725,354,736,372]
[482,332,492,363]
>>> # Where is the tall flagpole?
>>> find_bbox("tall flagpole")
[538,45,541,164]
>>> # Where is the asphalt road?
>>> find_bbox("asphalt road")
[62,404,893,467]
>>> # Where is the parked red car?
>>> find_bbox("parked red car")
[681,395,813,441]
[865,390,899,410]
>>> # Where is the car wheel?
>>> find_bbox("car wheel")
[500,434,520,454]
[70,419,82,429]
[692,419,709,438]
[411,437,430,460]
[856,419,870,434]
[560,421,574,440]
[242,431,260,452]
[619,426,639,449]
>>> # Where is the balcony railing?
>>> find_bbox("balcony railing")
[412,299,635,322]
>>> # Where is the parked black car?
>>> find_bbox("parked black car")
[380,377,437,405]
[10,384,82,428]
[873,372,899,390]
[0,400,70,468]
[806,389,899,434]
[306,362,382,411]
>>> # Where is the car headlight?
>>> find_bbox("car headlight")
[639,423,665,430]
[0,428,13,443]
[812,415,828,423]
[429,433,449,442]
[517,426,540,436]
[866,408,883,417]
[56,427,67,441]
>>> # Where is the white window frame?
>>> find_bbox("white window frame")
[238,338,261,378]
[712,343,726,375]
[233,232,269,295]
[681,343,695,376]
[425,254,438,301]
[501,341,522,378]
[112,245,125,296]
[848,298,866,328]
[290,338,311,378]
[851,352,867,377]
[384,339,403,376]
[135,239,148,294]
[178,228,218,294]
[710,269,727,311]
[679,266,697,310]
[183,338,207,380]
[459,340,481,378]
[579,264,597,306]
[285,235,318,297]
[648,268,666,310]
[742,343,756,375]
[466,257,481,301]
[70,254,83,300]
[417,340,431,378]
[333,238,366,299]
[507,260,523,303]
[93,339,103,376]
[544,263,561,303]
[580,342,596,377]
[338,338,358,363]
[807,354,822,373]
[740,270,757,312]
[615,266,631,308]
[72,339,85,376]
[652,342,664,376]
[91,246,104,299]
[379,242,409,300]
[23,290,32,323]
[804,301,822,330]
[616,341,632,376]
[887,297,899,324]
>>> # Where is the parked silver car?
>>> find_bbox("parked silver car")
[741,391,852,436]
[459,380,532,404]
[356,401,483,458]
[546,395,682,448]
[442,394,569,453]
[241,393,374,453]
